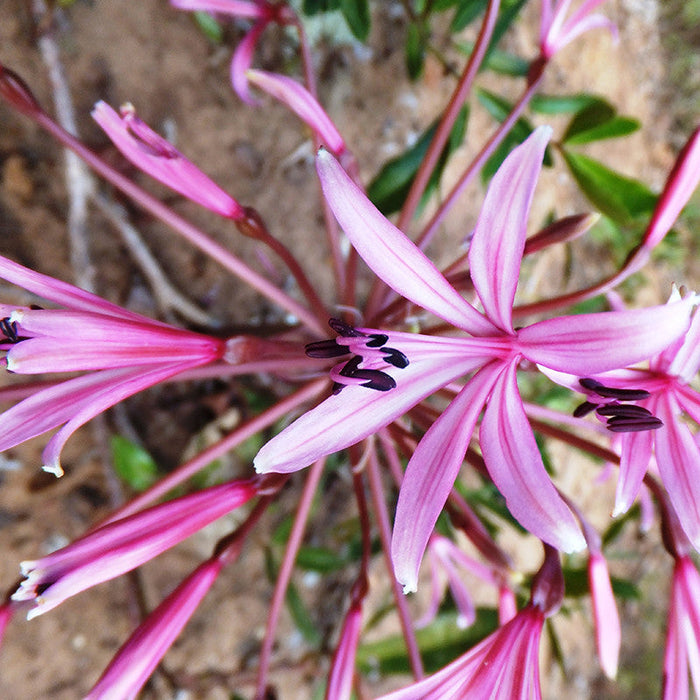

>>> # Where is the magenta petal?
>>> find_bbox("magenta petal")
[655,395,700,548]
[391,362,502,593]
[86,558,223,700]
[468,127,551,333]
[480,361,585,552]
[316,149,497,335]
[254,355,489,474]
[668,308,700,384]
[170,0,269,17]
[518,300,694,374]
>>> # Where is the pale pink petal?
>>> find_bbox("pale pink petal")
[0,254,145,321]
[479,362,585,552]
[231,20,266,105]
[554,13,617,53]
[392,362,503,592]
[518,299,693,374]
[316,149,497,335]
[86,559,223,700]
[613,426,654,517]
[254,354,489,474]
[588,552,620,679]
[468,126,551,333]
[655,396,700,549]
[668,308,700,384]
[247,70,346,154]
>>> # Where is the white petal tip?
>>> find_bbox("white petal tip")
[42,463,64,478]
[400,579,417,595]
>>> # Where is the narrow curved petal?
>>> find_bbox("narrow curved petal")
[231,20,266,105]
[468,126,551,333]
[479,361,585,552]
[92,102,244,218]
[254,354,490,474]
[518,300,694,375]
[554,14,617,54]
[40,362,194,475]
[589,552,620,679]
[613,426,654,517]
[170,0,268,17]
[247,70,346,155]
[655,395,700,549]
[0,254,145,321]
[86,559,223,700]
[316,149,497,336]
[668,308,700,384]
[392,362,502,593]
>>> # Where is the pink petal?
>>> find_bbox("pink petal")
[254,354,490,474]
[231,20,266,105]
[247,70,346,154]
[588,552,620,679]
[92,102,244,218]
[668,307,700,384]
[613,425,654,517]
[316,149,497,335]
[391,362,503,593]
[86,559,223,700]
[655,395,700,549]
[40,362,194,476]
[326,599,363,700]
[479,361,585,552]
[644,126,700,251]
[468,126,551,333]
[0,254,145,321]
[518,299,694,374]
[170,0,269,18]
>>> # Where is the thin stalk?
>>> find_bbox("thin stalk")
[100,378,327,523]
[25,103,326,336]
[254,458,325,700]
[364,0,501,319]
[366,448,424,680]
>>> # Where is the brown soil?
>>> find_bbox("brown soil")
[0,1,696,698]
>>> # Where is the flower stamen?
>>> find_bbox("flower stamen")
[575,378,662,432]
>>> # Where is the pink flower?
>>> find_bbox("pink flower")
[0,254,230,476]
[378,605,545,700]
[255,128,694,590]
[540,1,617,60]
[663,555,700,700]
[92,101,245,219]
[85,558,224,700]
[12,479,256,618]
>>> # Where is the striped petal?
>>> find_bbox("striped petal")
[316,149,497,336]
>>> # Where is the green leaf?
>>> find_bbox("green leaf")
[286,583,322,646]
[295,545,347,573]
[563,99,639,144]
[562,150,657,224]
[357,609,498,674]
[451,0,488,31]
[339,0,370,41]
[367,105,468,215]
[477,89,552,182]
[193,11,223,43]
[111,436,158,492]
[405,22,427,80]
[530,93,599,115]
[455,41,529,77]
[302,0,340,14]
